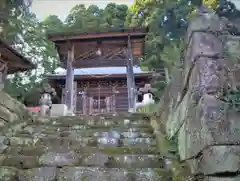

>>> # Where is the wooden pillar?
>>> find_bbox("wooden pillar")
[98,84,101,113]
[61,85,65,104]
[106,97,110,113]
[65,43,74,112]
[112,86,116,114]
[0,58,8,91]
[82,87,87,115]
[126,35,136,112]
[73,81,77,113]
[89,97,93,115]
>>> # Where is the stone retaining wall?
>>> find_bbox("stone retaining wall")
[156,9,240,180]
[0,91,33,136]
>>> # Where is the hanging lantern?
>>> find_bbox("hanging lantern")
[96,48,102,56]
[96,41,102,56]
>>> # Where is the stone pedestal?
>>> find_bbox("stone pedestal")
[51,104,68,117]
[39,105,50,117]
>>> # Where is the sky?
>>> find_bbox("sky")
[31,0,134,21]
[231,0,240,9]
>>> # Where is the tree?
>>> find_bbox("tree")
[43,15,64,33]
[64,3,129,32]
[216,0,240,21]
[0,0,32,39]
[126,0,240,99]
[65,4,87,30]
[3,9,59,104]
[103,3,128,28]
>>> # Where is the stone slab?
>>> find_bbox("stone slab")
[204,176,240,181]
[57,167,161,181]
[0,91,32,121]
[178,94,240,160]
[3,145,158,156]
[166,91,192,138]
[0,166,18,181]
[188,145,240,175]
[39,151,80,167]
[18,167,57,181]
[0,155,39,169]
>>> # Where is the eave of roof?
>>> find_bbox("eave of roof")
[47,27,148,42]
[0,38,36,72]
[46,72,153,80]
[45,67,152,80]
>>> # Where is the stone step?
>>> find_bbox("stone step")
[56,167,163,181]
[25,125,154,135]
[7,136,156,147]
[46,116,151,127]
[1,166,165,181]
[0,152,163,168]
[3,145,158,156]
[49,113,150,122]
[21,125,154,135]
[27,120,152,129]
[18,127,154,138]
[79,154,164,168]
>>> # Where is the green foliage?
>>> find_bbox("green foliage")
[126,0,240,100]
[63,3,128,33]
[0,0,32,39]
[136,103,157,114]
[138,102,191,180]
[222,87,240,111]
[152,119,190,180]
[223,36,240,64]
[2,9,59,104]
[43,15,65,33]
[126,0,194,99]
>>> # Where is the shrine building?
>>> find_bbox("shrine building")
[0,38,35,87]
[45,28,154,115]
[0,38,35,73]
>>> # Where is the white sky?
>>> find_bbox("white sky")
[231,0,240,9]
[31,0,134,21]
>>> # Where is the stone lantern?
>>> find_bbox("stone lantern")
[39,84,56,117]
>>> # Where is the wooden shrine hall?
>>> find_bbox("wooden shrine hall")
[0,38,35,91]
[0,38,35,74]
[46,28,153,115]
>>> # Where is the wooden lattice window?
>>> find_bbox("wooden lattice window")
[93,96,106,109]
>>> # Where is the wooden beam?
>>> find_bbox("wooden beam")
[0,53,33,69]
[48,31,147,42]
[65,43,74,112]
[105,48,125,60]
[74,49,95,61]
[126,35,136,112]
[0,58,8,91]
[102,47,120,59]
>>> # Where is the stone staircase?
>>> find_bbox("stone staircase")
[0,114,165,180]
